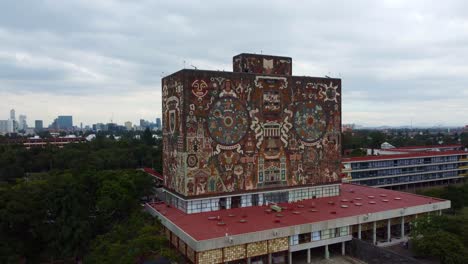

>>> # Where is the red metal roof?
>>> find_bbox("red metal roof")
[343,150,468,162]
[143,168,164,181]
[147,184,446,241]
[389,144,461,150]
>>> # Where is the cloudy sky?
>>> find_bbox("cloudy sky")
[1,0,467,127]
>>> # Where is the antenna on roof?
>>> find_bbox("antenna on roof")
[261,50,263,54]
[183,60,186,69]
[190,65,198,70]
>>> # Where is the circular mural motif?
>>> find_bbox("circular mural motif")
[187,154,198,168]
[208,97,249,145]
[293,101,327,143]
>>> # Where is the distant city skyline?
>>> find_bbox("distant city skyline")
[1,107,467,129]
[0,108,161,128]
[1,1,468,126]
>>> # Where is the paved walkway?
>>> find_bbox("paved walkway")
[293,255,367,264]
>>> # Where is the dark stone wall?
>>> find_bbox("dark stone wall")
[162,61,341,198]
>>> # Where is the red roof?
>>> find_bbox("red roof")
[389,144,461,150]
[143,168,163,181]
[343,150,468,162]
[147,184,446,241]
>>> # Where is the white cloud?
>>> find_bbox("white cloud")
[0,0,467,126]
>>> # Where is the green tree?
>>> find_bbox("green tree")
[368,131,386,149]
[142,128,154,146]
[349,148,366,157]
[411,215,468,264]
[0,169,156,262]
[85,211,178,264]
[461,132,468,148]
[0,180,49,262]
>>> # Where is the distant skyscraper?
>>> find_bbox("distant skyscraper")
[35,120,43,131]
[156,118,161,130]
[124,121,132,130]
[0,120,14,134]
[57,116,73,129]
[18,115,27,130]
[10,109,15,121]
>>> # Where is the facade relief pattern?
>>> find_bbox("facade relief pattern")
[163,69,341,197]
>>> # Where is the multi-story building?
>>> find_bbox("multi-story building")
[1,137,86,148]
[57,115,73,129]
[35,120,43,131]
[10,109,15,121]
[124,121,133,131]
[145,53,449,264]
[343,144,468,190]
[140,119,149,129]
[18,114,27,130]
[156,117,162,130]
[50,115,73,130]
[0,120,14,134]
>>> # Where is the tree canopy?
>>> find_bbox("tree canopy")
[413,184,468,264]
[0,134,162,183]
[0,170,173,263]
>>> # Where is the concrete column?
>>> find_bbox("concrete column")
[247,257,251,264]
[387,219,391,242]
[288,251,292,264]
[325,244,330,259]
[401,216,405,238]
[373,221,377,245]
[358,223,362,239]
[438,210,442,216]
[307,248,311,263]
[342,241,346,255]
[268,253,272,264]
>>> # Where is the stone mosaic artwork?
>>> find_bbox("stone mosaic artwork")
[162,54,341,197]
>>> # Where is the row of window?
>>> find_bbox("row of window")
[289,226,350,246]
[351,164,458,179]
[165,185,340,214]
[356,171,459,186]
[288,185,340,202]
[351,155,460,170]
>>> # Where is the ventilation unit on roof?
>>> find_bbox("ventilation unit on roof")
[271,205,282,212]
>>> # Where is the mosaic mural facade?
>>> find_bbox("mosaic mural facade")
[162,54,341,197]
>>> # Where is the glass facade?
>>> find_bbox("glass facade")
[164,184,340,214]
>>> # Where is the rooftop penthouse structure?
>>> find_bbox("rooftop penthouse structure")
[146,54,449,264]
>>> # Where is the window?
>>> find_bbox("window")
[290,235,299,246]
[340,227,349,236]
[321,229,330,240]
[299,233,311,244]
[312,231,320,241]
